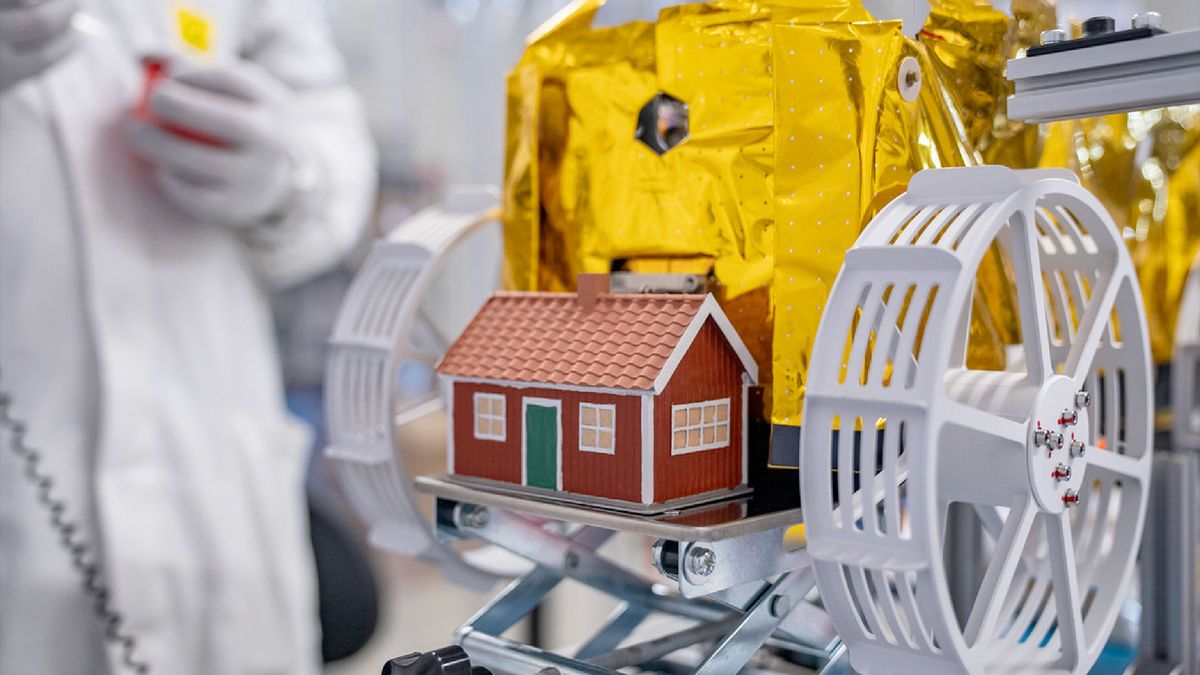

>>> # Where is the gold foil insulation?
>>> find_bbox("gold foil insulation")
[501,0,1200,432]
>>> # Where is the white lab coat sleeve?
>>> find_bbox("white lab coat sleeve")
[237,0,377,290]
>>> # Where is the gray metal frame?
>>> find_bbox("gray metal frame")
[1131,452,1199,675]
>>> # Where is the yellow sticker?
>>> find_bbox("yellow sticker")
[174,5,213,55]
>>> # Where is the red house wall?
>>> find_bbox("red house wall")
[654,320,745,502]
[451,382,642,503]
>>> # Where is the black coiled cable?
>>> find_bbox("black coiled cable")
[0,384,150,674]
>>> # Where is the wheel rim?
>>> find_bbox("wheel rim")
[801,167,1152,675]
[325,189,519,589]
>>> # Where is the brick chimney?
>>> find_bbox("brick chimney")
[577,273,611,309]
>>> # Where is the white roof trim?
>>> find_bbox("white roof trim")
[651,294,759,394]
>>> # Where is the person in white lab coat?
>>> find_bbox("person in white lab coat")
[0,0,376,672]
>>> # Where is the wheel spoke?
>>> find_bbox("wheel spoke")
[943,401,1028,448]
[1044,512,1085,669]
[1009,207,1055,381]
[393,392,444,427]
[406,347,441,368]
[965,496,1038,646]
[938,402,1030,505]
[1084,449,1145,483]
[1065,269,1123,387]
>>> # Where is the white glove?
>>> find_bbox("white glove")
[0,0,78,92]
[128,60,306,228]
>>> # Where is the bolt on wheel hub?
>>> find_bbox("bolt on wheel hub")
[1027,376,1090,513]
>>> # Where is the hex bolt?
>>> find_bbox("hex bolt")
[1070,439,1086,458]
[458,505,490,529]
[686,546,717,579]
[1052,463,1072,481]
[1083,16,1116,37]
[1062,489,1081,507]
[1059,409,1078,426]
[1048,431,1065,450]
[1034,429,1048,447]
[1040,29,1067,45]
[769,594,792,619]
[1132,11,1162,30]
[1075,391,1091,409]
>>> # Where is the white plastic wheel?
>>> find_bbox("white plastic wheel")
[325,187,517,590]
[800,167,1153,675]
[1174,254,1200,452]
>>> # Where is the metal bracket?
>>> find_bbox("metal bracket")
[1006,28,1200,123]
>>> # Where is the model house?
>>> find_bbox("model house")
[436,274,757,511]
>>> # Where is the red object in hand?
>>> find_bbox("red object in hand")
[138,58,224,147]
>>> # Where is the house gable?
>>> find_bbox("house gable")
[652,318,748,502]
[652,295,758,394]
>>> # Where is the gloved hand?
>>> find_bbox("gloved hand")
[0,0,79,92]
[128,60,304,228]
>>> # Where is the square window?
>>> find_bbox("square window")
[674,409,687,426]
[688,408,701,425]
[716,403,728,422]
[579,402,616,454]
[473,393,506,441]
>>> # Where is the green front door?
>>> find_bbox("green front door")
[524,402,558,489]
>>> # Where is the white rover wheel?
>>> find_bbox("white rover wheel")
[324,188,517,589]
[800,167,1152,674]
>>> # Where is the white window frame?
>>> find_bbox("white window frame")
[670,397,731,455]
[473,393,506,441]
[578,402,616,455]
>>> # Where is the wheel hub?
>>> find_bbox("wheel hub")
[1027,375,1090,513]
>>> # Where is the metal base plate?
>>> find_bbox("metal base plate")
[416,474,802,541]
[435,474,752,515]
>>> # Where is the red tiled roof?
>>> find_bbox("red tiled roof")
[436,292,715,390]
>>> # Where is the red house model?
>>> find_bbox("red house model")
[436,274,758,512]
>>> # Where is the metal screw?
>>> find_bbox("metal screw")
[458,505,490,529]
[769,594,792,618]
[1052,463,1072,481]
[1034,429,1048,447]
[1070,439,1086,458]
[1059,409,1078,426]
[1075,391,1091,409]
[1051,431,1065,449]
[686,546,717,579]
[564,550,580,570]
[1132,11,1162,30]
[1062,489,1081,507]
[1040,29,1067,45]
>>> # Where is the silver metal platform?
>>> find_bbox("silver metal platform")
[415,473,802,542]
